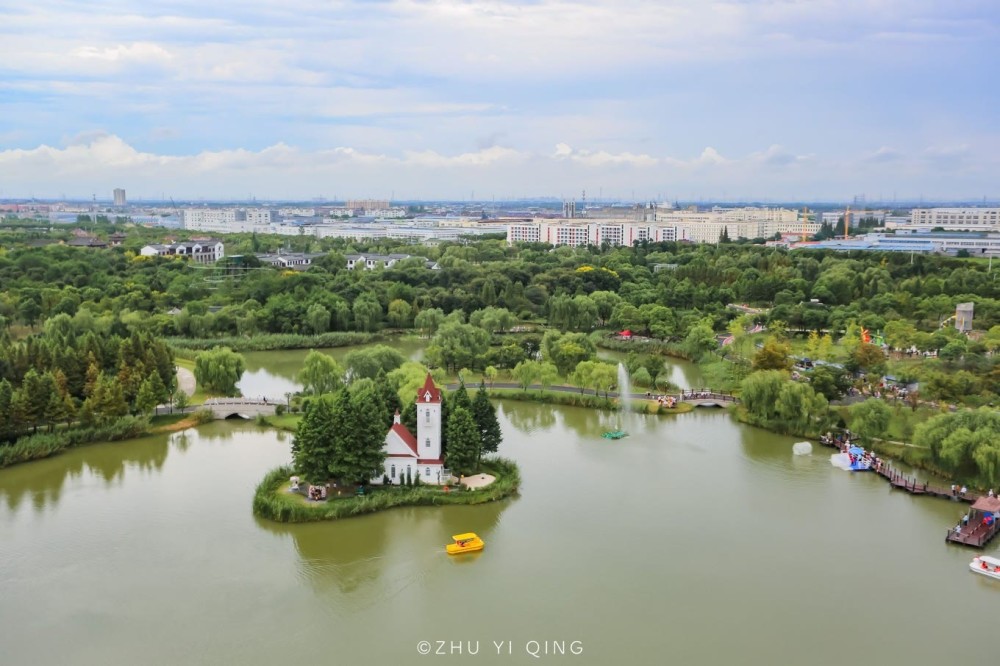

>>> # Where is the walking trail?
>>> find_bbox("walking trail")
[175,367,196,396]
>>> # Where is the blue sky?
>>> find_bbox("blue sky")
[1,0,998,200]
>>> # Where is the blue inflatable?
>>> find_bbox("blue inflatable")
[847,446,872,471]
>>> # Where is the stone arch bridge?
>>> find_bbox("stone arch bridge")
[156,398,280,420]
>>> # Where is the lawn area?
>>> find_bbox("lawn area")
[260,413,302,432]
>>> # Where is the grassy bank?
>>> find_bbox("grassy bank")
[256,413,302,433]
[0,416,151,469]
[253,457,520,523]
[167,331,377,352]
[486,387,694,415]
[595,337,687,359]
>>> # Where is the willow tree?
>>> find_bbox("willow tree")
[297,350,344,396]
[193,347,245,396]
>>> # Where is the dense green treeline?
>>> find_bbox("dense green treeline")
[6,232,1000,342]
[0,313,175,440]
[8,229,1000,406]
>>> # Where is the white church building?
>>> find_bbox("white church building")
[371,374,447,485]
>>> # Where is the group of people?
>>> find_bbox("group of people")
[645,393,677,408]
[307,484,329,501]
[288,475,330,501]
[979,560,1000,573]
[950,484,969,497]
[820,431,885,472]
[848,446,883,472]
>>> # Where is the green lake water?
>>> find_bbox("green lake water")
[2,353,998,665]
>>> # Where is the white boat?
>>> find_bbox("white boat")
[969,555,1000,580]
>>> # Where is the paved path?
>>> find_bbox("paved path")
[175,367,196,396]
[459,473,495,489]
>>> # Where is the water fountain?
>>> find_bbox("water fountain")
[602,363,631,440]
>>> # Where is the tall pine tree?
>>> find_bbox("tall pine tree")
[471,382,502,464]
[445,406,480,475]
[292,394,337,484]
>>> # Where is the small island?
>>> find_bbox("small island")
[253,373,519,522]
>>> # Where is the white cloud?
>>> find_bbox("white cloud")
[0,2,998,198]
[4,134,992,200]
[73,42,173,63]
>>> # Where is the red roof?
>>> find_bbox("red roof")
[389,423,418,456]
[417,373,441,403]
[417,458,444,465]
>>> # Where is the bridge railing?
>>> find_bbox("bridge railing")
[677,389,738,402]
[203,398,280,406]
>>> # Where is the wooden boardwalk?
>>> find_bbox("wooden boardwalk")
[815,435,1000,548]
[945,520,1000,548]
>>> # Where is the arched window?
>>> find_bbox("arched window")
[391,464,396,479]
[425,438,431,448]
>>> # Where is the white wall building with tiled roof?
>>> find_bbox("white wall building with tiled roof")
[372,374,446,485]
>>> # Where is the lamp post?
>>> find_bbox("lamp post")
[285,392,292,410]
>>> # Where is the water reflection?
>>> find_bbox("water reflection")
[254,497,510,597]
[238,339,429,397]
[596,349,706,390]
[498,400,557,434]
[0,425,257,515]
[0,431,174,513]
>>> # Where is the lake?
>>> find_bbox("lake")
[237,338,707,398]
[1,353,998,665]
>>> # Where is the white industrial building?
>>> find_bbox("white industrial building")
[506,208,817,247]
[896,208,1000,232]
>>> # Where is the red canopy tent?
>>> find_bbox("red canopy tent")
[620,329,632,339]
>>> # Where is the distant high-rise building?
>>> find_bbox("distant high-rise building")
[113,188,127,207]
[347,199,390,211]
[563,201,576,219]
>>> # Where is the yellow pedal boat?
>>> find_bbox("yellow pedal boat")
[446,532,484,555]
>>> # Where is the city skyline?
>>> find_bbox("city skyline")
[1,1,998,200]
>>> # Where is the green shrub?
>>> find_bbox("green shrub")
[192,409,215,424]
[168,332,375,352]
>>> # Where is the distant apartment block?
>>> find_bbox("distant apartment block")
[346,199,390,211]
[182,208,283,233]
[902,208,1000,232]
[182,208,246,231]
[245,209,279,225]
[140,239,225,263]
[113,188,127,207]
[506,208,817,247]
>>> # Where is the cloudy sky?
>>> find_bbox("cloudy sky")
[1,0,998,201]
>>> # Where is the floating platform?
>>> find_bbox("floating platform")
[602,430,628,440]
